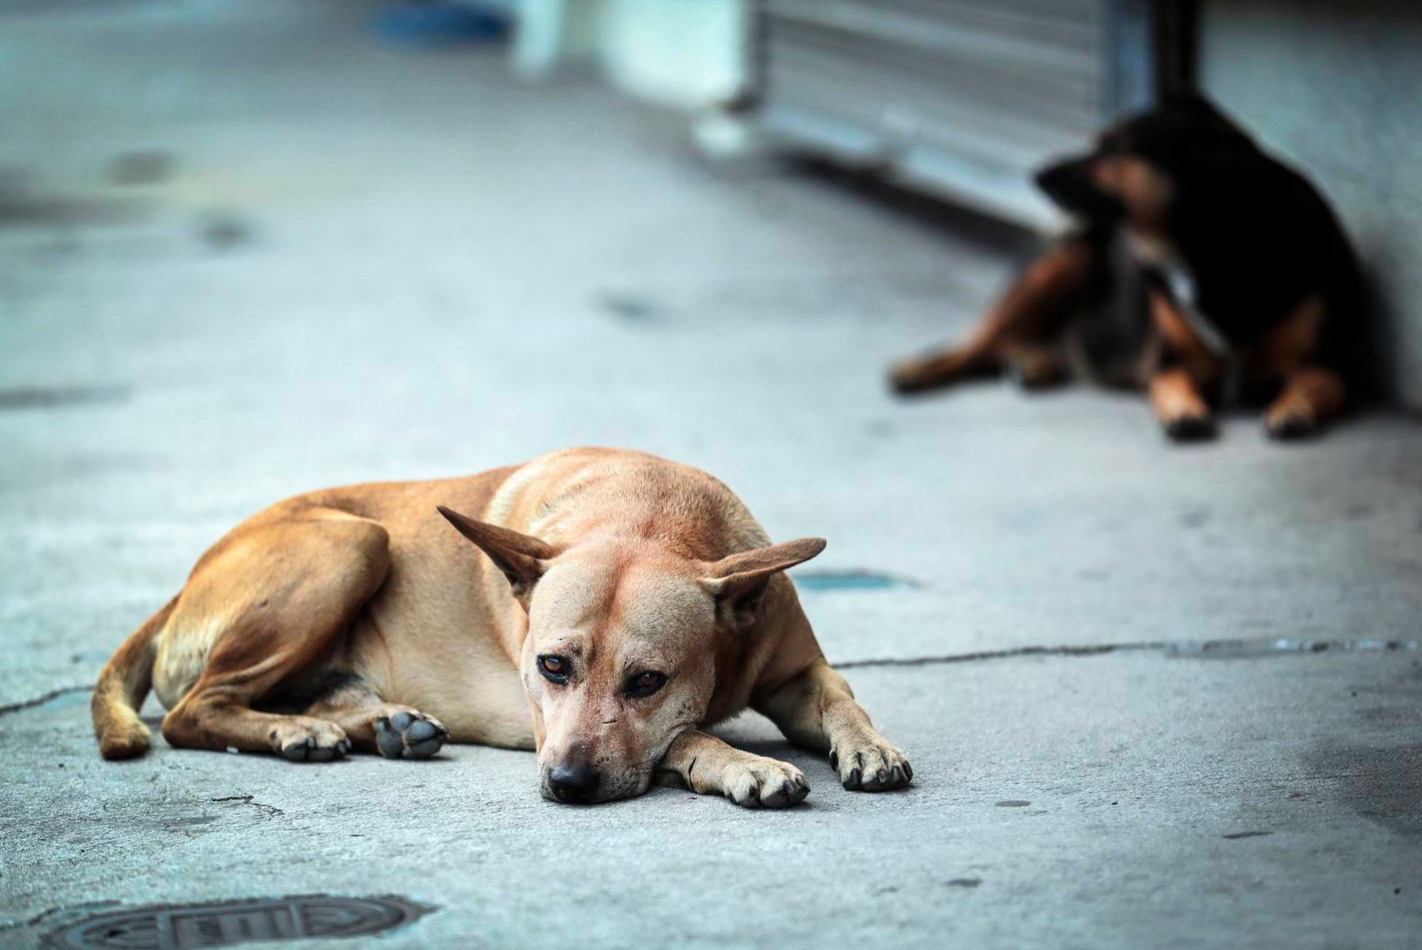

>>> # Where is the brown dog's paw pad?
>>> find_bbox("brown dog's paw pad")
[1163,414,1217,443]
[835,741,913,792]
[723,758,810,809]
[275,721,349,763]
[757,774,811,809]
[374,710,449,760]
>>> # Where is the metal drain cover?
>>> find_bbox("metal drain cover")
[46,895,433,949]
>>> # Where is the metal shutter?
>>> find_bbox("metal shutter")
[756,0,1113,231]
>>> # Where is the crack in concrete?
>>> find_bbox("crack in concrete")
[210,794,285,819]
[1,637,1416,718]
[832,637,1422,670]
[0,683,90,716]
[0,900,122,935]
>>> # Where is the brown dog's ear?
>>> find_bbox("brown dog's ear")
[437,506,560,602]
[700,537,826,630]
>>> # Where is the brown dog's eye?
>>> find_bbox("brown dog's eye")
[625,670,667,699]
[538,655,571,683]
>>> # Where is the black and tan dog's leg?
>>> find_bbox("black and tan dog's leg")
[1265,367,1346,440]
[1148,291,1223,441]
[889,237,1098,395]
[1256,295,1346,439]
[160,510,391,762]
[303,676,449,760]
[655,730,809,809]
[1001,342,1069,390]
[1149,368,1215,441]
[755,661,912,792]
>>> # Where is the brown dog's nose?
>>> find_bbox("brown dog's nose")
[547,763,600,804]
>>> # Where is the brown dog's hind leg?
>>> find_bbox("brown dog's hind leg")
[1265,367,1346,440]
[754,661,912,792]
[159,509,391,762]
[654,730,809,809]
[889,236,1099,395]
[302,675,450,759]
[1147,290,1225,441]
[92,596,177,759]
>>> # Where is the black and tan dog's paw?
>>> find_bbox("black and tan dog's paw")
[1004,348,1067,391]
[888,353,997,396]
[831,740,913,792]
[888,359,945,396]
[1264,409,1322,441]
[374,709,449,760]
[720,756,810,809]
[1161,412,1217,443]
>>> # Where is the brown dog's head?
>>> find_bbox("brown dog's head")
[438,506,824,804]
[1035,94,1257,233]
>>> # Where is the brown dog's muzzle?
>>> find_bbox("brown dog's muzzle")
[541,741,608,804]
[545,760,601,804]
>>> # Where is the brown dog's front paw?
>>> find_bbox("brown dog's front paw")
[374,709,449,760]
[272,719,350,763]
[831,739,913,792]
[720,756,810,809]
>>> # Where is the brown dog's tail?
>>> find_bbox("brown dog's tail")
[91,596,175,760]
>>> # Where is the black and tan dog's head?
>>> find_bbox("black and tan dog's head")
[1035,95,1257,233]
[437,505,824,804]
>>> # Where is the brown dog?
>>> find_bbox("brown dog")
[889,96,1361,442]
[92,447,912,807]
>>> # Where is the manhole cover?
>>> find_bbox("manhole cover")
[46,895,433,949]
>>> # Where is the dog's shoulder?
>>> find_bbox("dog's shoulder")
[1170,145,1357,337]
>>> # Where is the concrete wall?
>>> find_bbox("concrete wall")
[595,0,746,108]
[512,0,746,109]
[1198,0,1422,410]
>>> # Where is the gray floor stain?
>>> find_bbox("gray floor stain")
[1181,508,1212,529]
[597,292,665,326]
[794,570,921,592]
[196,212,252,250]
[0,386,129,411]
[108,151,174,187]
[0,176,150,227]
[1304,742,1422,838]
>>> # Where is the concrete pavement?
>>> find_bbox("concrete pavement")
[2,2,1419,947]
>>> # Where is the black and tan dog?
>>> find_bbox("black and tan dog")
[890,95,1361,441]
[92,448,911,807]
